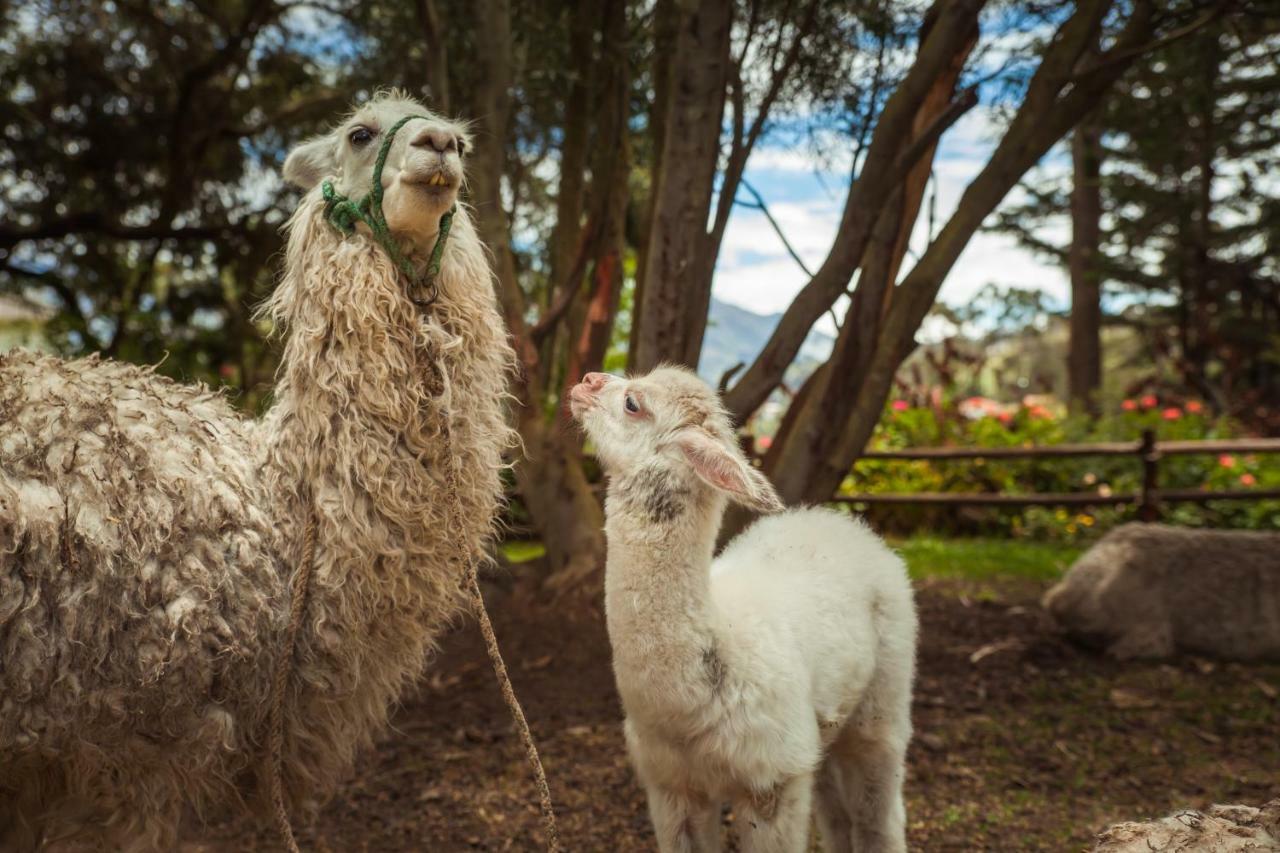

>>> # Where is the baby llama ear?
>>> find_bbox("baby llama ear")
[283,135,336,190]
[674,428,785,514]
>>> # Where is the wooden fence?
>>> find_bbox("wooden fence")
[833,430,1280,520]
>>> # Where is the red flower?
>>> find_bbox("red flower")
[219,364,236,380]
[1140,394,1158,408]
[1218,454,1236,468]
[1240,473,1257,486]
[756,435,773,451]
[1161,407,1182,420]
[1121,399,1138,412]
[1185,400,1203,414]
[997,412,1013,425]
[891,400,909,412]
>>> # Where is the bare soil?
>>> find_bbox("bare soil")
[196,575,1280,852]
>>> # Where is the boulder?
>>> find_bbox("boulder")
[1094,800,1280,851]
[1043,523,1280,660]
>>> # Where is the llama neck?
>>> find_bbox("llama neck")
[256,203,512,796]
[603,466,724,711]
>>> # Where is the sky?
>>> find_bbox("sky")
[712,104,1073,336]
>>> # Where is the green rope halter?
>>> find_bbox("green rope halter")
[321,114,456,310]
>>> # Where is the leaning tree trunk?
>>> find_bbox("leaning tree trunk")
[759,0,1160,512]
[760,7,978,508]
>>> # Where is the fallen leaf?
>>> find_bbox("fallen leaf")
[1254,679,1278,699]
[1109,687,1157,710]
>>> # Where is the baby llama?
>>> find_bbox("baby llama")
[0,92,515,850]
[569,366,917,853]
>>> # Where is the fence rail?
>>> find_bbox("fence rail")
[841,431,1280,520]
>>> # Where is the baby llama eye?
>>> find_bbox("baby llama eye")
[624,394,640,415]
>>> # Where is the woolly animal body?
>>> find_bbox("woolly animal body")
[571,367,917,853]
[0,92,514,850]
[1,353,280,846]
[1043,523,1280,661]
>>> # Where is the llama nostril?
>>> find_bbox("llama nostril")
[411,127,458,154]
[582,372,608,391]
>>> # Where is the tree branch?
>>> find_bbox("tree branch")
[722,0,987,421]
[529,213,605,346]
[0,215,245,251]
[887,85,979,179]
[735,179,814,277]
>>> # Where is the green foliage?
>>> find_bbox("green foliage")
[846,394,1280,541]
[0,0,360,406]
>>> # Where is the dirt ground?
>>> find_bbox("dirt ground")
[197,574,1280,852]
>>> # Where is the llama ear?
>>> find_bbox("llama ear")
[674,428,785,514]
[283,136,336,190]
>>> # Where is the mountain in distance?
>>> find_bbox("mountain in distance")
[698,296,833,389]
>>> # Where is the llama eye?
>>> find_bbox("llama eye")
[348,126,375,148]
[624,395,641,415]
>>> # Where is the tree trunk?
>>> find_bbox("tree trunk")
[414,0,450,113]
[468,0,606,588]
[540,0,596,392]
[1068,115,1103,414]
[758,7,977,508]
[631,0,732,372]
[629,0,678,366]
[722,0,987,421]
[760,0,1156,510]
[564,0,631,397]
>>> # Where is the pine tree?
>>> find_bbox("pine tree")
[997,17,1280,425]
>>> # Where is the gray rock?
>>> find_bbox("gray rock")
[1043,524,1280,661]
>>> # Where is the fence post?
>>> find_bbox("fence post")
[1138,429,1161,522]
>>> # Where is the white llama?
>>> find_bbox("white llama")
[568,366,917,853]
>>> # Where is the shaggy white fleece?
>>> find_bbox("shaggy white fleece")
[570,366,917,853]
[0,92,515,850]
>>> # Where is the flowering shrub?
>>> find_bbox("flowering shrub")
[843,393,1280,541]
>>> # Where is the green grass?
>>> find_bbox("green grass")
[502,539,546,564]
[889,535,1082,582]
[503,535,1083,581]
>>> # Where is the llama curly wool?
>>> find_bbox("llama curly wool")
[0,92,515,850]
[569,367,917,853]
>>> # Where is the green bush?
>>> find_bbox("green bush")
[842,394,1280,541]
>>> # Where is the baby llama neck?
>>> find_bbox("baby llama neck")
[603,464,726,706]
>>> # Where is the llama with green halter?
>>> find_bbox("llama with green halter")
[0,91,515,850]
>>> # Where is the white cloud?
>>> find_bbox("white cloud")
[712,103,1073,325]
